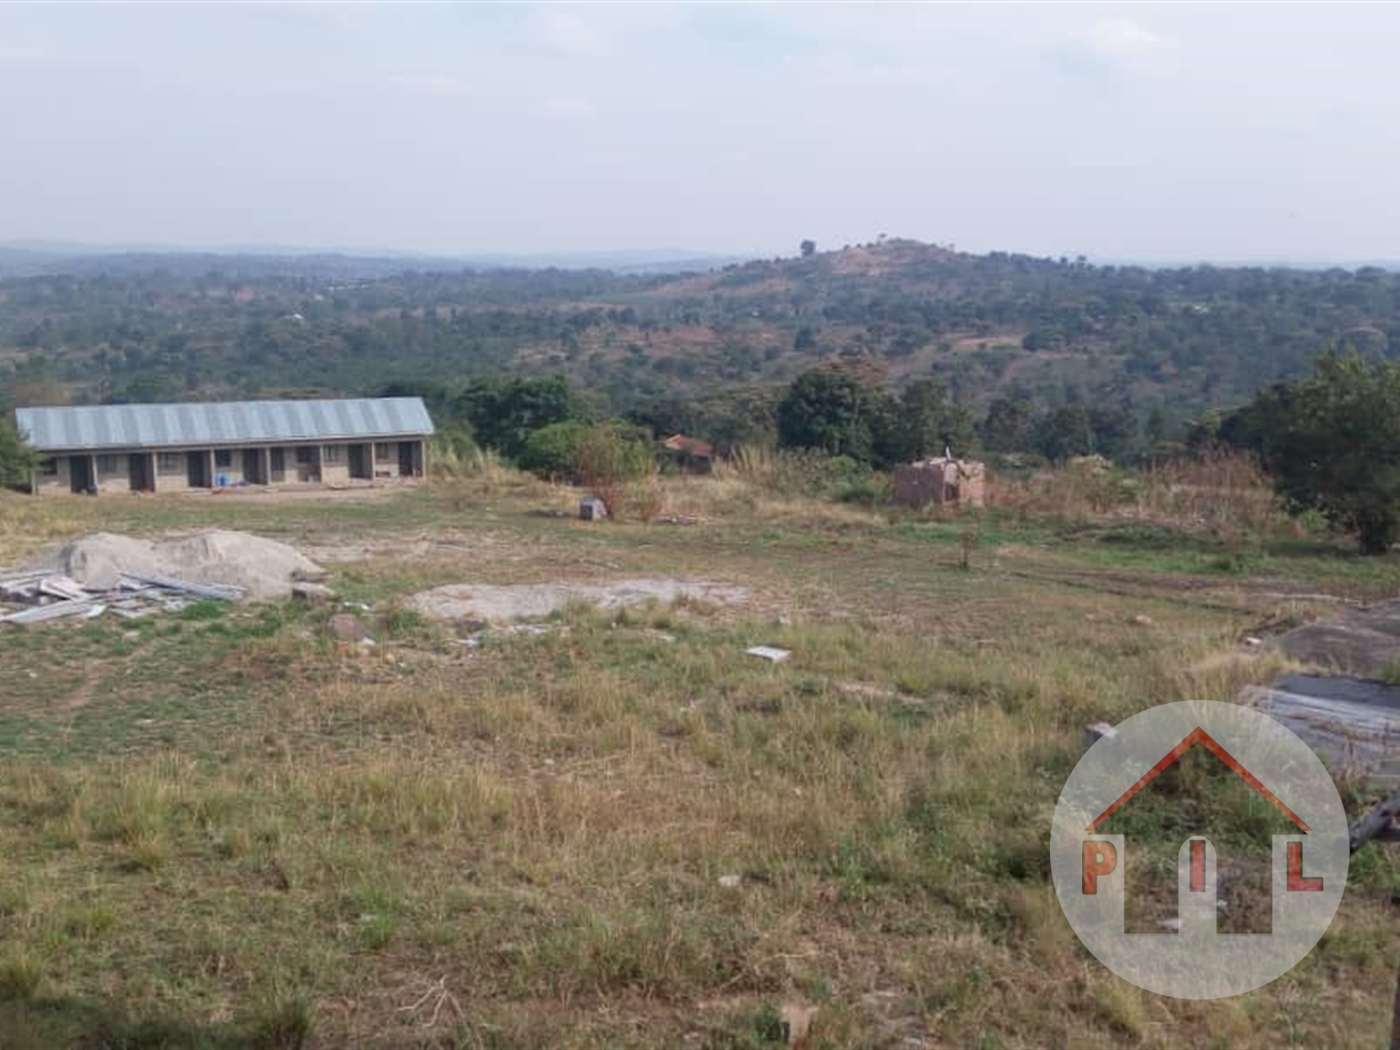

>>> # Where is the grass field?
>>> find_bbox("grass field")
[2,476,1399,1049]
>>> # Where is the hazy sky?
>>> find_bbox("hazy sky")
[3,3,1399,262]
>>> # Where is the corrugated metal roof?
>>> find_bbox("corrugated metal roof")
[15,398,435,452]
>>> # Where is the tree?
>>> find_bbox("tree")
[896,378,976,461]
[1033,405,1094,462]
[0,419,40,490]
[777,368,877,462]
[456,376,584,460]
[799,240,817,258]
[981,396,1035,452]
[1088,404,1137,461]
[1226,349,1400,554]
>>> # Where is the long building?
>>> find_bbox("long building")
[15,397,434,495]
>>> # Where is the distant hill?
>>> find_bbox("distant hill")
[0,242,744,280]
[3,236,1398,428]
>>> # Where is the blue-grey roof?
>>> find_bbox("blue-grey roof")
[15,398,435,452]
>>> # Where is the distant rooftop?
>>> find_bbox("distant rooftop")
[15,397,434,452]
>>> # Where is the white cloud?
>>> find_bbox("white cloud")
[387,74,471,97]
[527,10,605,58]
[540,95,596,117]
[1062,17,1171,75]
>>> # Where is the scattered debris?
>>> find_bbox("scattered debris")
[717,874,742,889]
[833,680,903,703]
[1131,614,1154,627]
[408,578,749,623]
[1244,636,1263,647]
[27,530,323,601]
[3,530,327,627]
[0,569,240,626]
[0,596,105,625]
[329,614,373,643]
[579,496,609,521]
[780,1003,819,1050]
[457,623,560,649]
[1083,722,1118,751]
[746,645,791,664]
[292,582,336,603]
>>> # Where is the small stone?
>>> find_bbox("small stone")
[1083,722,1118,750]
[1244,636,1263,647]
[1132,614,1154,627]
[717,874,742,889]
[292,582,336,603]
[329,613,372,643]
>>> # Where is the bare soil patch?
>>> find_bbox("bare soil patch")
[407,577,751,622]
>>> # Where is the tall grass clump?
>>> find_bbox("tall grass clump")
[989,447,1295,547]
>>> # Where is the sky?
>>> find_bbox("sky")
[2,2,1399,264]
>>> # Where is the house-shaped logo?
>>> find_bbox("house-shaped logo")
[1051,702,1348,999]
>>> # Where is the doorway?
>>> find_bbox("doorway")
[128,453,153,492]
[348,444,372,480]
[187,451,210,489]
[397,441,416,477]
[242,449,264,485]
[70,456,94,494]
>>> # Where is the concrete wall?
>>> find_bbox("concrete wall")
[32,439,428,495]
[320,444,350,486]
[154,451,191,493]
[33,456,71,495]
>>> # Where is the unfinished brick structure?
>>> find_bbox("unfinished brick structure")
[892,456,986,509]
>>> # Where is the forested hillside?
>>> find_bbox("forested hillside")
[2,238,1397,435]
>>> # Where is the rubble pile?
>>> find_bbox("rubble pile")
[0,530,325,626]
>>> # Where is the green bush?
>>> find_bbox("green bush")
[518,421,591,480]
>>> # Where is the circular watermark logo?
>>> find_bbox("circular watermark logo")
[1050,700,1348,999]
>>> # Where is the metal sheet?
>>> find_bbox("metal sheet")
[15,397,434,453]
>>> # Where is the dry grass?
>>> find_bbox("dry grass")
[989,449,1298,544]
[0,475,1398,1047]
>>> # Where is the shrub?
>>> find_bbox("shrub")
[428,426,479,476]
[574,423,659,520]
[518,421,590,480]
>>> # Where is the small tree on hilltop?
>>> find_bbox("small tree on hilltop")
[1231,349,1400,554]
[799,239,817,258]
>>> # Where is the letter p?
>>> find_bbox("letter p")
[1082,840,1118,894]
